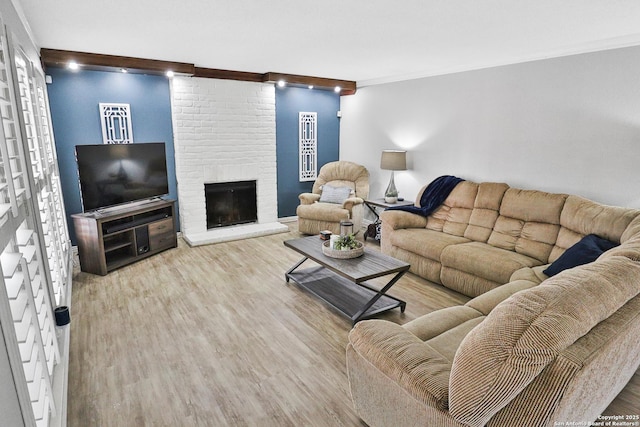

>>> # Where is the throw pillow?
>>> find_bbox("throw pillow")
[319,185,352,204]
[543,234,618,277]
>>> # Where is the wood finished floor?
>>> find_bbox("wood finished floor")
[68,224,639,426]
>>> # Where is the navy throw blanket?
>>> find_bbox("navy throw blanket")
[386,175,465,217]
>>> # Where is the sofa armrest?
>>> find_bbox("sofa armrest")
[299,192,320,205]
[342,196,363,211]
[380,209,427,230]
[348,319,451,410]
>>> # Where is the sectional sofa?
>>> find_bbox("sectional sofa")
[346,179,640,426]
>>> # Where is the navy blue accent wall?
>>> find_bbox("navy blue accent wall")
[46,68,178,244]
[275,86,340,217]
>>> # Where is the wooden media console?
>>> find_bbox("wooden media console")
[72,199,177,275]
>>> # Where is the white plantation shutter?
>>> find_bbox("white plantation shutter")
[0,29,27,219]
[2,225,59,426]
[27,67,70,308]
[0,14,72,427]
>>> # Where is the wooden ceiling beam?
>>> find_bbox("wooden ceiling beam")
[263,72,356,95]
[39,49,357,94]
[193,67,263,82]
[40,48,194,75]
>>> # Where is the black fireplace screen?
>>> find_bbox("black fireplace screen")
[205,180,257,229]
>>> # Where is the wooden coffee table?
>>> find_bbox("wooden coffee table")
[284,236,409,325]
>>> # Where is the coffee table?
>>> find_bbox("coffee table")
[284,236,409,325]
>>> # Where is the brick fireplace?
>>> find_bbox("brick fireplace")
[170,77,288,245]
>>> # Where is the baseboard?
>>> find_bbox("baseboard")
[278,216,298,223]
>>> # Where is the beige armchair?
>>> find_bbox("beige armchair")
[297,161,369,235]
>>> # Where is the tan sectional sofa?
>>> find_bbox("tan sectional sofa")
[346,179,640,426]
[380,180,637,297]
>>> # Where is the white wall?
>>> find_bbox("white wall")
[340,46,640,208]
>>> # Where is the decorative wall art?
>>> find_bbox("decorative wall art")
[299,111,317,182]
[99,102,133,144]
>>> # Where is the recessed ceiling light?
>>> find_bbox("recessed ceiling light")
[68,61,79,70]
[334,86,341,93]
[166,70,175,78]
[277,80,286,88]
[121,68,128,73]
[308,85,314,89]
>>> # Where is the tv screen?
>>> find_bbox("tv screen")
[75,142,169,212]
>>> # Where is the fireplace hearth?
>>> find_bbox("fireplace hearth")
[205,181,257,229]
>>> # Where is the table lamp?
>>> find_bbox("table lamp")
[380,150,407,203]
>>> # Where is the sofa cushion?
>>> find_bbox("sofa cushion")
[490,218,561,262]
[426,181,478,237]
[349,320,452,410]
[561,195,636,242]
[549,195,638,262]
[465,279,538,315]
[426,317,484,362]
[463,208,499,242]
[383,245,445,284]
[464,182,509,243]
[499,188,567,224]
[403,306,482,341]
[509,265,548,284]
[621,215,640,243]
[599,233,640,262]
[487,189,566,262]
[389,228,469,262]
[448,256,640,427]
[440,268,503,297]
[543,234,618,277]
[441,242,541,285]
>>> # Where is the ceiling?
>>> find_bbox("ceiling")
[12,0,640,87]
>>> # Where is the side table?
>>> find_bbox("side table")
[364,198,414,219]
[363,198,414,242]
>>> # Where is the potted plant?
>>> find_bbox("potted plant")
[334,233,360,250]
[323,232,364,258]
[384,189,398,204]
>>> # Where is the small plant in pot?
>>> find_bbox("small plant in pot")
[384,189,398,204]
[335,233,360,250]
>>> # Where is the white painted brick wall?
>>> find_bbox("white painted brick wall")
[170,77,278,237]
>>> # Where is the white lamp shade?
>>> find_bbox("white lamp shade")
[380,150,407,171]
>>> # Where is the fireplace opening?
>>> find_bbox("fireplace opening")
[205,180,257,229]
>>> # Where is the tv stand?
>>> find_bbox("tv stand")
[72,199,177,275]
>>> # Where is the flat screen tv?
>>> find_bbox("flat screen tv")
[75,142,169,212]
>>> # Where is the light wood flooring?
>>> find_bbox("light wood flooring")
[67,224,639,426]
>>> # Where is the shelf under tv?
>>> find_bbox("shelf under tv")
[72,199,177,275]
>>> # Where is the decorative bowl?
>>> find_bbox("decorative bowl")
[322,240,364,259]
